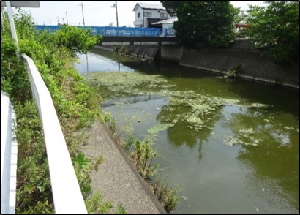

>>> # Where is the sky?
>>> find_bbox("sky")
[7,1,265,27]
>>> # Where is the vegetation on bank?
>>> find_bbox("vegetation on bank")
[1,9,122,213]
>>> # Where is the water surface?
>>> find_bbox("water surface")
[76,49,299,214]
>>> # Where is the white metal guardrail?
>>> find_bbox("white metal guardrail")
[1,91,18,214]
[22,54,87,214]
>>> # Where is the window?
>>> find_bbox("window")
[144,12,151,17]
[138,12,140,18]
[160,13,167,18]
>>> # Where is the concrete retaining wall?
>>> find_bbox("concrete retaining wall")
[160,45,184,62]
[127,45,158,60]
[95,45,159,60]
[179,48,299,88]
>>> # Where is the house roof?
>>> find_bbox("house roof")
[132,3,166,11]
[152,17,178,25]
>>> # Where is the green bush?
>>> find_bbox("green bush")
[245,1,299,68]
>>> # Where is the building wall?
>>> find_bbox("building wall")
[143,9,167,27]
[134,7,144,27]
[134,6,170,27]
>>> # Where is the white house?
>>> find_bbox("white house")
[132,3,174,28]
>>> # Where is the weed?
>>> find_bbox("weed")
[93,155,105,171]
[85,191,113,214]
[121,134,136,151]
[109,117,117,133]
[226,64,243,78]
[104,112,111,123]
[117,204,127,214]
[127,138,180,213]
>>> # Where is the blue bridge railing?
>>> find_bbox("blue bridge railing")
[34,26,176,37]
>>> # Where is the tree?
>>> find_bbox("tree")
[161,1,181,16]
[161,1,236,48]
[233,7,246,24]
[245,1,299,68]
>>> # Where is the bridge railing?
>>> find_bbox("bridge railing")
[22,54,87,214]
[34,25,176,37]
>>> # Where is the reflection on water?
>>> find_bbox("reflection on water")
[77,49,299,214]
[86,54,89,73]
[75,51,135,74]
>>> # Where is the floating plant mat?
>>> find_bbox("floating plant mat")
[88,72,277,146]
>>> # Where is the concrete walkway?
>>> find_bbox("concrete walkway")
[79,119,166,214]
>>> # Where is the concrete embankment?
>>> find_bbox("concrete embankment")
[160,39,299,89]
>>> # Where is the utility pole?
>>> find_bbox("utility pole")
[66,11,68,25]
[116,1,119,27]
[79,2,85,27]
[111,1,119,27]
[62,17,64,24]
[57,16,59,25]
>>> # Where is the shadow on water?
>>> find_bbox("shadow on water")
[225,78,299,118]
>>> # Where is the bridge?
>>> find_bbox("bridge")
[34,25,176,37]
[34,26,179,46]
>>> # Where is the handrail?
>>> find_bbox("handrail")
[22,54,87,214]
[34,25,176,37]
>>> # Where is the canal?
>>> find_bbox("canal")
[76,48,299,214]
